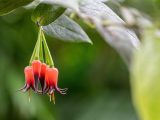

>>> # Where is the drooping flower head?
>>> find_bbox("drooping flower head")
[19,27,67,103]
[19,61,67,103]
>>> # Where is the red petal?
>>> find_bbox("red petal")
[32,60,41,89]
[24,66,35,87]
[45,68,50,87]
[32,60,41,75]
[46,67,58,87]
[40,63,47,78]
[39,63,48,91]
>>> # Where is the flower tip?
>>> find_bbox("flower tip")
[32,60,41,64]
[42,63,47,66]
[32,60,41,75]
[24,66,33,73]
[41,63,47,73]
[53,67,58,72]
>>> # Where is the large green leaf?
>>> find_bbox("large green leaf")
[31,2,66,26]
[42,15,92,43]
[0,0,34,16]
[44,0,80,11]
[79,0,140,66]
[131,28,160,120]
[44,0,140,66]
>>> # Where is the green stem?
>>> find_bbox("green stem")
[42,31,54,67]
[39,30,44,62]
[29,38,38,65]
[35,27,42,59]
[29,27,43,65]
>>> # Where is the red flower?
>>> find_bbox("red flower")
[39,63,47,92]
[44,67,67,95]
[19,28,67,103]
[19,66,35,92]
[19,60,67,103]
[32,60,41,89]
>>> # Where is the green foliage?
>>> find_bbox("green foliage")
[43,0,80,11]
[0,0,34,16]
[0,12,133,120]
[36,0,139,65]
[1,0,160,120]
[79,0,140,66]
[0,0,140,64]
[43,15,92,43]
[31,2,66,26]
[31,1,92,43]
[123,0,160,20]
[131,28,160,120]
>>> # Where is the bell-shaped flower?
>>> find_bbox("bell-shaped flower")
[44,67,67,95]
[32,60,41,89]
[19,66,35,92]
[39,63,47,92]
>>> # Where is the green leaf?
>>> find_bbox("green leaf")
[46,0,140,66]
[79,0,140,66]
[0,0,34,16]
[42,15,92,44]
[131,28,160,120]
[31,2,66,26]
[44,0,80,11]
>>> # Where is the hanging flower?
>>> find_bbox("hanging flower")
[19,66,35,92]
[44,67,67,95]
[19,27,67,103]
[32,60,41,89]
[43,67,67,104]
[39,63,47,93]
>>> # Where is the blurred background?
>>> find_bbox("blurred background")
[0,0,159,120]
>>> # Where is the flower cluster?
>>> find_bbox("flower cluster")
[19,60,67,93]
[19,27,67,103]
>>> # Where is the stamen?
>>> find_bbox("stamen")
[28,90,31,103]
[52,93,55,104]
[49,94,52,102]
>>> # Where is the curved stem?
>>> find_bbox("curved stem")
[39,28,44,62]
[42,31,54,67]
[29,27,43,64]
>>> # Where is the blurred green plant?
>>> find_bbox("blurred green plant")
[0,0,34,15]
[131,28,160,120]
[1,0,160,120]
